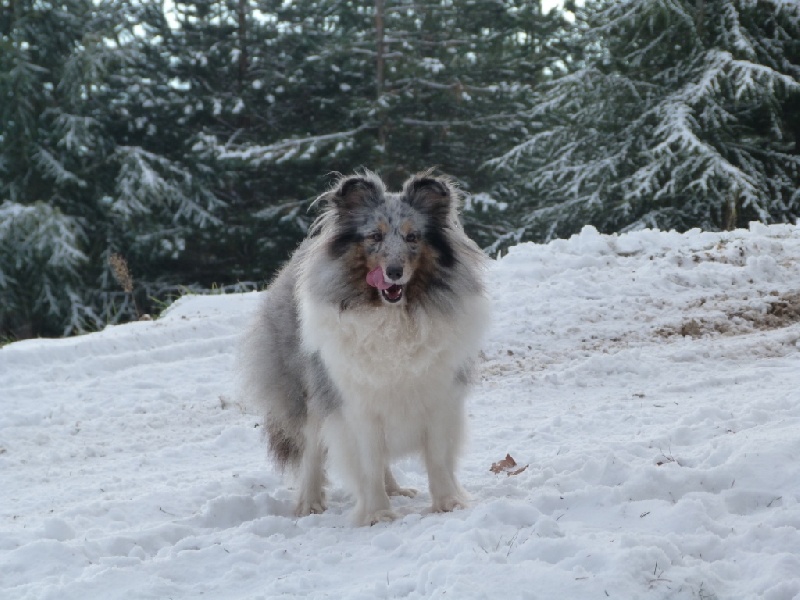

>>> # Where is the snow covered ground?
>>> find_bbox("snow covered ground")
[2,223,800,600]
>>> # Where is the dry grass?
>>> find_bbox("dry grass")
[108,253,141,318]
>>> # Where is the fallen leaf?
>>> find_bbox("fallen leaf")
[490,453,516,473]
[490,453,529,476]
[508,464,529,476]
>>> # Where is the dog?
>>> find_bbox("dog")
[239,170,490,526]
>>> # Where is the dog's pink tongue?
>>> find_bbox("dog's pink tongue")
[366,266,392,290]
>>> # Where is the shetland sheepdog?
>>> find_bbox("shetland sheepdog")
[240,170,490,526]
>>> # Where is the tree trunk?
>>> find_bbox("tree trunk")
[375,0,387,152]
[723,190,741,231]
[237,0,249,91]
[695,0,705,39]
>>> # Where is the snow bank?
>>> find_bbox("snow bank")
[2,224,799,599]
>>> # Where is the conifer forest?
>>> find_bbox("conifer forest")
[1,0,798,338]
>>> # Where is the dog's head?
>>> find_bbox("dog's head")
[314,170,459,307]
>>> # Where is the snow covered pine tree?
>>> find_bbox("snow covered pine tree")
[488,0,800,248]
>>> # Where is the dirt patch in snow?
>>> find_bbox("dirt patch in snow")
[657,291,800,339]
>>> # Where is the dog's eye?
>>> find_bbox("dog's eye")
[405,232,419,243]
[369,232,384,243]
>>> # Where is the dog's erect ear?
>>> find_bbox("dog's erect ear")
[403,175,453,221]
[320,174,382,211]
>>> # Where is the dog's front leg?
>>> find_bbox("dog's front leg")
[424,400,469,513]
[352,419,397,526]
[327,410,397,526]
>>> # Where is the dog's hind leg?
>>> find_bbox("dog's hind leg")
[385,467,417,498]
[294,417,327,516]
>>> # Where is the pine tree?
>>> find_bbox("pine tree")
[0,0,226,337]
[160,2,372,277]
[0,0,580,337]
[1,0,101,336]
[488,0,800,249]
[197,0,572,253]
[372,0,568,187]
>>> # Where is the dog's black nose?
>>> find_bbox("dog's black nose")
[386,264,404,281]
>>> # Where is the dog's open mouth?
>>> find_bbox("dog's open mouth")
[366,267,405,304]
[381,284,404,303]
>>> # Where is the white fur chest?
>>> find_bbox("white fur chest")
[298,295,487,457]
[298,294,489,399]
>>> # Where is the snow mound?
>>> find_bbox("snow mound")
[2,223,799,599]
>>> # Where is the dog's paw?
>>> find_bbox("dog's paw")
[355,508,398,526]
[387,486,418,498]
[431,495,468,513]
[294,496,327,517]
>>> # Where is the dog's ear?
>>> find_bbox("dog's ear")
[318,174,382,212]
[403,175,453,222]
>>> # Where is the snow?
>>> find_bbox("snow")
[2,223,800,599]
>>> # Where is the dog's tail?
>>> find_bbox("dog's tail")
[237,264,308,471]
[265,410,304,469]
